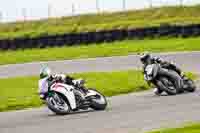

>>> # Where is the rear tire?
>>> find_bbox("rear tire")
[183,79,196,92]
[89,89,107,111]
[46,92,71,115]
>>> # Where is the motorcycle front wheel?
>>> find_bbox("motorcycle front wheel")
[157,77,178,95]
[45,91,71,115]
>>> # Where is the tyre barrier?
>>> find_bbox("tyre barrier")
[0,24,200,51]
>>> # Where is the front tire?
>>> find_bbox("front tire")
[46,92,71,115]
[88,89,107,111]
[157,77,178,95]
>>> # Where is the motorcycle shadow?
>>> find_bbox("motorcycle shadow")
[154,91,196,97]
[47,109,99,117]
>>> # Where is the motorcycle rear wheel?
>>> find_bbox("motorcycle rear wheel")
[183,78,196,92]
[88,89,107,111]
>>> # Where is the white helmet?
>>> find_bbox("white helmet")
[40,66,51,79]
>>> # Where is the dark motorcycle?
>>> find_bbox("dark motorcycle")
[144,63,196,95]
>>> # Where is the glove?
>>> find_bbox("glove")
[180,72,187,79]
[39,93,46,100]
[53,74,66,81]
[65,76,75,85]
[153,57,163,63]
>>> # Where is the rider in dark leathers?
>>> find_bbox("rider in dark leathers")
[140,53,183,76]
[140,53,184,94]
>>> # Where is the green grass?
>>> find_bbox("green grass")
[0,5,200,39]
[148,123,200,133]
[0,70,149,112]
[0,70,195,112]
[1,37,200,65]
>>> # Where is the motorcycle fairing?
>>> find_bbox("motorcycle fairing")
[50,83,76,109]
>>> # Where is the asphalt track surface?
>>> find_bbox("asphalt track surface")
[0,52,200,133]
[0,51,200,78]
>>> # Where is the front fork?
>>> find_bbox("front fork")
[78,86,89,94]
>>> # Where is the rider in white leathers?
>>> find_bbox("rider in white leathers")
[38,66,89,99]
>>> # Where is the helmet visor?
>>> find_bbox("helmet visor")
[40,66,51,79]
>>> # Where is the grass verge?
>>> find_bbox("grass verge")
[0,70,195,112]
[1,5,200,39]
[148,123,200,133]
[2,37,200,65]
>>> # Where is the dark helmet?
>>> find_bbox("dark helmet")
[140,53,151,64]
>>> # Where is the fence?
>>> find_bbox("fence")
[0,23,200,50]
[0,0,200,22]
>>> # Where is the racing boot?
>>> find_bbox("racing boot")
[153,88,163,96]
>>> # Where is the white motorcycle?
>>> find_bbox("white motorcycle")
[43,79,107,115]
